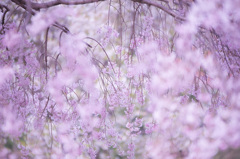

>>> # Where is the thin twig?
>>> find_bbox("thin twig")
[45,27,49,81]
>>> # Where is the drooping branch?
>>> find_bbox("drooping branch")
[32,0,105,10]
[11,0,185,21]
[131,0,186,21]
[11,0,105,10]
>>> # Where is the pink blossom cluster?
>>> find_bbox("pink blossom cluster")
[1,0,240,159]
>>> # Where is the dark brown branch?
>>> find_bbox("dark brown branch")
[131,0,186,21]
[11,0,35,14]
[10,0,70,33]
[12,0,105,10]
[0,3,9,26]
